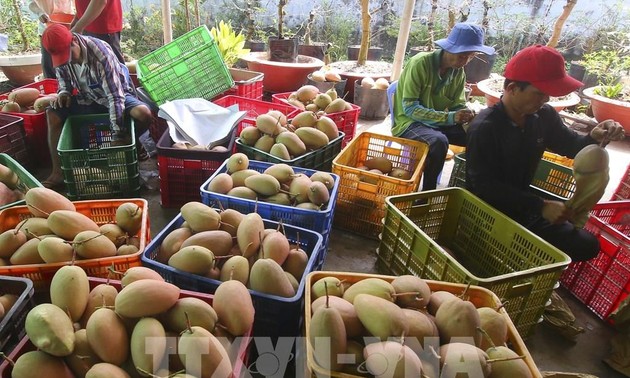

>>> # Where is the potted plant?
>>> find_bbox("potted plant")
[267,0,299,63]
[583,82,630,135]
[298,7,329,61]
[243,0,267,52]
[0,0,42,86]
[476,75,581,111]
[328,0,393,101]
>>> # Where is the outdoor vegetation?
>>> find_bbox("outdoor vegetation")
[1,0,629,99]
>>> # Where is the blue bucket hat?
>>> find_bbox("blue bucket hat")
[435,23,495,55]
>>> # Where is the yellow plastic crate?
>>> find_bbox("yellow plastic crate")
[542,151,574,167]
[378,188,570,337]
[304,271,542,378]
[331,132,428,237]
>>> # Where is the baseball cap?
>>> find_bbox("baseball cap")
[42,23,73,67]
[435,23,495,55]
[504,45,583,97]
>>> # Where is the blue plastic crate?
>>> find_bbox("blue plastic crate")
[141,213,323,339]
[200,159,338,259]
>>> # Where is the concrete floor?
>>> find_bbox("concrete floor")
[126,115,630,378]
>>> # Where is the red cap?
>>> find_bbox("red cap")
[504,45,583,97]
[42,23,73,67]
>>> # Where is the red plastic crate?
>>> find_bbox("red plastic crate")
[612,164,630,200]
[217,68,264,100]
[0,79,58,166]
[0,114,29,167]
[560,201,630,321]
[271,91,359,147]
[212,95,300,135]
[0,277,252,378]
[156,130,235,208]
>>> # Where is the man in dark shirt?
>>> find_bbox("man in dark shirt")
[466,45,625,261]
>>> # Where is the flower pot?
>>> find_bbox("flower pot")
[268,37,299,63]
[583,86,630,135]
[48,13,74,29]
[306,74,347,97]
[240,52,324,93]
[245,40,266,52]
[347,45,383,61]
[299,43,328,61]
[464,53,496,84]
[476,76,581,111]
[409,46,430,57]
[0,54,42,86]
[353,81,389,120]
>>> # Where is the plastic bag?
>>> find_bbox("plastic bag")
[139,130,157,158]
[542,291,584,342]
[604,296,630,377]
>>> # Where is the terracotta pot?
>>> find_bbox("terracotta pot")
[240,52,324,93]
[476,76,581,111]
[583,86,630,135]
[306,74,347,98]
[0,54,42,86]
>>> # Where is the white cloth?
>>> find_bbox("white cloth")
[158,98,246,148]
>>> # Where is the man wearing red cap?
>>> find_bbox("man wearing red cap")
[465,45,625,261]
[392,23,495,192]
[40,23,151,188]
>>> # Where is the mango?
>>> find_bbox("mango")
[219,208,244,237]
[276,132,307,157]
[178,326,233,378]
[226,152,249,173]
[260,230,290,265]
[239,125,261,146]
[354,294,408,340]
[435,298,481,346]
[363,341,423,378]
[156,226,193,263]
[282,247,309,281]
[16,217,52,239]
[236,212,264,258]
[79,282,118,328]
[311,276,344,299]
[12,350,74,378]
[311,295,364,338]
[169,245,215,275]
[99,223,127,247]
[120,266,165,287]
[10,237,44,265]
[25,187,76,218]
[213,280,255,336]
[163,297,218,333]
[25,303,75,357]
[486,345,532,378]
[439,343,490,378]
[73,230,117,259]
[130,317,167,375]
[115,279,180,318]
[64,329,100,377]
[50,265,90,322]
[219,255,249,284]
[86,307,129,364]
[115,202,143,235]
[295,127,329,150]
[180,201,220,232]
[249,258,295,297]
[309,304,347,372]
[207,172,233,194]
[227,186,258,200]
[47,210,100,240]
[391,275,431,310]
[364,156,393,174]
[0,228,27,258]
[342,278,395,304]
[269,141,292,160]
[180,230,233,256]
[230,169,259,187]
[478,307,508,350]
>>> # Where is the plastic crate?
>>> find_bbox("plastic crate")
[0,199,149,291]
[221,68,264,100]
[378,188,571,337]
[331,132,429,237]
[212,95,300,136]
[137,26,234,105]
[0,277,252,377]
[0,153,42,211]
[612,164,630,200]
[0,276,34,355]
[560,201,630,321]
[156,129,235,208]
[304,271,542,378]
[0,79,59,166]
[142,213,323,339]
[58,114,140,200]
[0,114,29,168]
[448,152,576,201]
[542,151,574,167]
[200,159,339,260]
[236,132,344,172]
[272,92,359,147]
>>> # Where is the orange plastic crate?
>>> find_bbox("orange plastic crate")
[542,151,574,167]
[331,132,428,237]
[0,199,150,291]
[0,276,252,377]
[304,271,542,378]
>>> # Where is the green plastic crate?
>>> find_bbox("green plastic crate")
[378,188,570,337]
[0,153,42,210]
[57,114,140,200]
[137,26,234,105]
[235,132,345,172]
[448,152,576,201]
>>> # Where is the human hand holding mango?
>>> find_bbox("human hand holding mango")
[454,108,475,124]
[590,119,625,145]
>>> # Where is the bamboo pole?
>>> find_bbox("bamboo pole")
[161,0,172,43]
[391,0,415,81]
[547,0,578,48]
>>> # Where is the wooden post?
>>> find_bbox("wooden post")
[391,0,415,81]
[357,0,370,66]
[161,0,172,44]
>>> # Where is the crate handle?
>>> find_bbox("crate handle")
[504,281,533,299]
